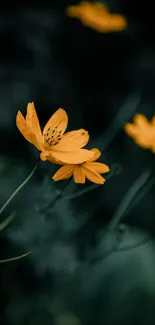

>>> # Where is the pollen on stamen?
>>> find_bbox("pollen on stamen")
[44,127,62,146]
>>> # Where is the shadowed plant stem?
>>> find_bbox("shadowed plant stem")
[109,167,153,231]
[0,252,31,264]
[94,92,141,151]
[39,178,72,213]
[0,212,15,232]
[0,164,38,263]
[127,175,155,214]
[0,163,38,216]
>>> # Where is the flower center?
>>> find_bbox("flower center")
[44,127,62,146]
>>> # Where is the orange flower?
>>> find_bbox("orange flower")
[66,1,127,33]
[124,114,155,152]
[16,102,95,164]
[52,148,110,184]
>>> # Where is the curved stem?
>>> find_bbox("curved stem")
[96,92,141,151]
[0,163,38,215]
[0,212,15,232]
[126,175,155,215]
[38,178,72,213]
[109,167,153,231]
[0,251,31,264]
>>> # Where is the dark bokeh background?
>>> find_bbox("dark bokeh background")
[1,1,155,324]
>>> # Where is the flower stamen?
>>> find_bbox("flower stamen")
[44,127,62,146]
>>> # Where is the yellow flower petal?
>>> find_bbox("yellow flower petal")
[106,15,127,32]
[41,149,94,164]
[16,111,32,143]
[52,129,89,151]
[151,145,155,153]
[125,113,155,150]
[82,166,106,184]
[81,13,125,33]
[66,4,82,17]
[43,108,68,137]
[73,165,85,183]
[133,114,150,127]
[151,116,155,126]
[26,102,43,149]
[134,137,154,149]
[16,111,41,151]
[87,148,101,162]
[124,123,138,137]
[40,151,61,164]
[52,165,74,181]
[84,162,110,174]
[93,2,109,14]
[67,2,127,33]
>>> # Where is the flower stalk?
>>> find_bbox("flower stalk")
[0,163,38,216]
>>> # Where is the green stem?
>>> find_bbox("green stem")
[0,251,31,264]
[38,178,72,213]
[126,175,155,215]
[109,167,153,230]
[96,92,141,151]
[62,183,98,200]
[0,212,15,232]
[0,163,38,215]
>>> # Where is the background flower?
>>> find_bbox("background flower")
[66,2,127,32]
[125,114,155,151]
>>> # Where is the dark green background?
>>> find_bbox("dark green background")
[1,1,155,324]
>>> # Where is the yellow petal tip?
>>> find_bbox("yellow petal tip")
[40,151,47,161]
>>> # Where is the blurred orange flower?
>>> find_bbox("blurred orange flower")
[52,148,110,184]
[16,102,94,164]
[124,114,155,152]
[66,1,127,33]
